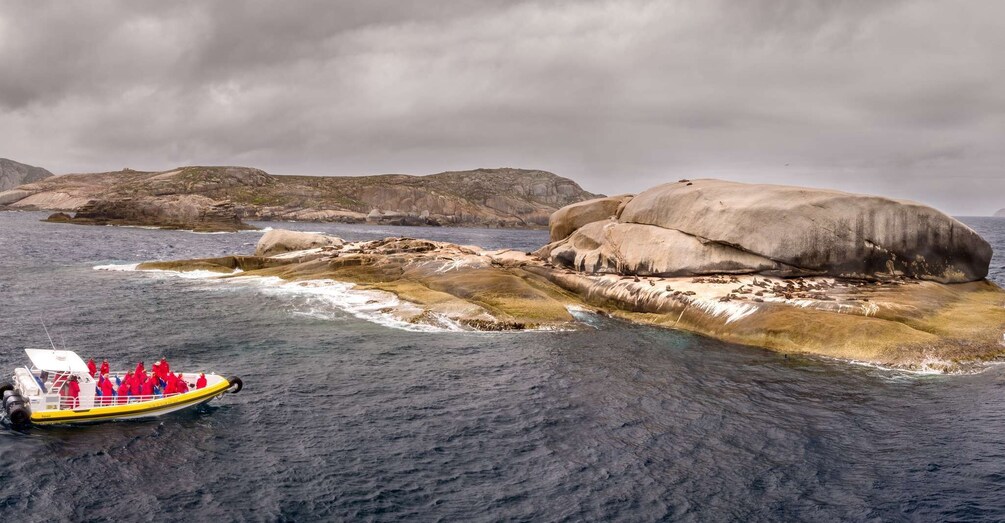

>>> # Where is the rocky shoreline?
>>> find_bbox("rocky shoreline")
[118,179,1004,371]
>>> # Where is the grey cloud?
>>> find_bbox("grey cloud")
[1,0,1003,215]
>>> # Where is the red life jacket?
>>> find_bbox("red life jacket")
[176,378,189,393]
[87,360,97,378]
[67,381,80,408]
[160,359,170,374]
[164,379,177,395]
[196,374,207,389]
[117,383,129,403]
[100,361,110,376]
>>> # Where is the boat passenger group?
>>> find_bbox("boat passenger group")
[60,357,208,408]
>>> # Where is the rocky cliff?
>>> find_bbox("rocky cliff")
[0,165,601,229]
[0,158,52,193]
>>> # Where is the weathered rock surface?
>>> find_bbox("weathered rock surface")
[256,229,345,257]
[2,165,601,228]
[540,179,992,283]
[48,195,255,232]
[547,220,785,276]
[129,228,1005,370]
[140,233,581,331]
[0,158,52,192]
[548,194,633,242]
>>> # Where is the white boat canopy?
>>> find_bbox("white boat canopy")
[24,349,90,374]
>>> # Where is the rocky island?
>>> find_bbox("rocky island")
[128,179,1004,371]
[0,165,600,231]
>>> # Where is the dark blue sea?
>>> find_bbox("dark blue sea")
[2,211,1005,522]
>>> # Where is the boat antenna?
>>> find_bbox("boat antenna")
[41,320,59,351]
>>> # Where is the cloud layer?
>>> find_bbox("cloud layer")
[1,0,1002,214]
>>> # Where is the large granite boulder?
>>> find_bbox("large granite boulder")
[255,229,344,257]
[539,179,992,283]
[548,195,633,242]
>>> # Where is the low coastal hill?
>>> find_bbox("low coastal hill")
[0,165,601,230]
[995,209,1005,217]
[0,158,52,193]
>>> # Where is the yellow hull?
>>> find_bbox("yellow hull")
[30,378,232,425]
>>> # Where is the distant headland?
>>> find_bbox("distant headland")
[0,164,601,231]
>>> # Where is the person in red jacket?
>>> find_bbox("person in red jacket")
[140,376,155,397]
[100,375,115,405]
[176,376,189,394]
[160,357,170,375]
[196,373,207,389]
[117,380,129,404]
[164,376,177,395]
[130,373,143,396]
[100,359,110,376]
[66,376,80,409]
[87,359,97,378]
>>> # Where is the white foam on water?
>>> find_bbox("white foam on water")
[566,305,601,329]
[692,299,759,324]
[94,263,240,280]
[98,262,466,332]
[831,355,1002,377]
[93,263,140,271]
[246,277,475,332]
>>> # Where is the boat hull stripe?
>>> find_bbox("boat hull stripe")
[30,379,231,424]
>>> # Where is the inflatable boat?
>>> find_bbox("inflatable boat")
[2,349,242,428]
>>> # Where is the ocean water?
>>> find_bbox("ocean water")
[1,211,1005,522]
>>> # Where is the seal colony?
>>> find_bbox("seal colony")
[133,179,1005,371]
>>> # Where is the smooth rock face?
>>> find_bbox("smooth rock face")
[547,220,786,276]
[548,195,633,242]
[255,229,345,257]
[0,158,52,192]
[542,179,992,283]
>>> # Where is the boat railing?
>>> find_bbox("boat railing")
[60,392,188,410]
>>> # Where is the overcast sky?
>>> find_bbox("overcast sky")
[1,1,1002,214]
